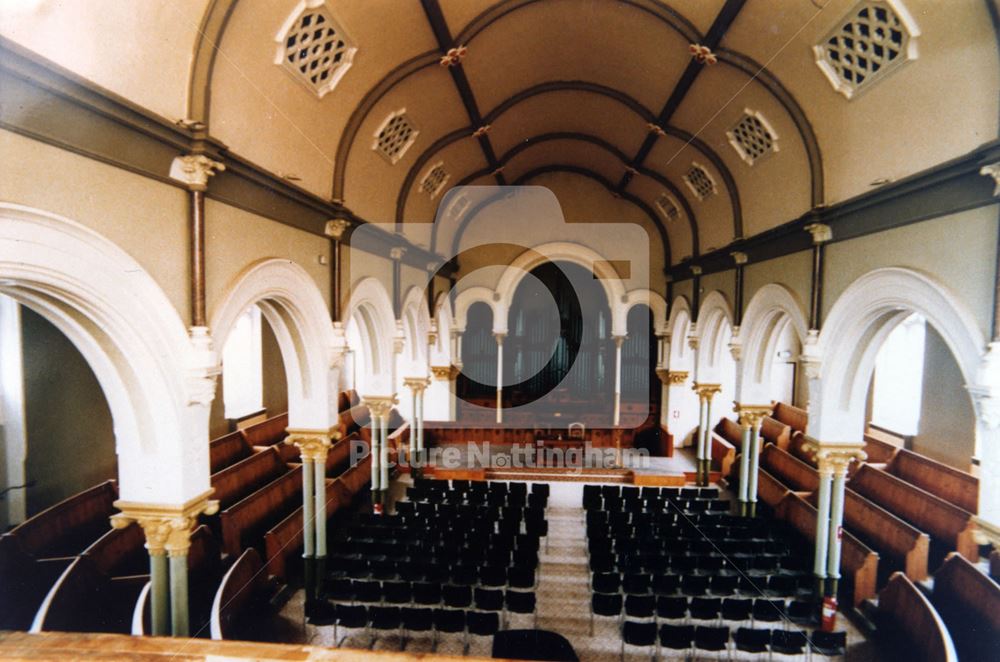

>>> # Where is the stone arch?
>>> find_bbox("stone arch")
[343,277,397,396]
[454,286,500,334]
[494,242,627,336]
[737,284,809,404]
[667,296,693,368]
[211,259,335,429]
[694,291,735,382]
[813,267,987,444]
[0,203,212,504]
[623,289,668,336]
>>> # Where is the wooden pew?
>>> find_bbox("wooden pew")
[210,447,289,510]
[875,573,958,662]
[336,403,371,439]
[760,416,792,451]
[242,412,297,463]
[219,467,303,557]
[863,427,902,467]
[709,433,736,479]
[886,448,978,514]
[757,468,791,509]
[776,493,878,607]
[209,431,253,474]
[0,480,118,630]
[760,444,819,493]
[337,388,360,412]
[210,548,277,641]
[837,489,929,583]
[263,479,353,580]
[324,432,357,477]
[991,549,1000,582]
[849,465,978,564]
[930,553,1000,662]
[771,402,807,433]
[30,523,152,635]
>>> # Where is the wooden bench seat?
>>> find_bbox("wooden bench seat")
[324,433,356,477]
[337,388,360,413]
[30,556,146,635]
[0,480,118,630]
[80,522,147,579]
[757,468,791,509]
[810,489,929,584]
[210,548,278,641]
[709,433,736,479]
[886,448,978,514]
[219,467,303,558]
[209,431,254,474]
[211,447,289,510]
[761,444,819,493]
[775,493,878,607]
[875,573,957,662]
[771,402,807,433]
[243,413,298,463]
[849,465,977,565]
[760,416,792,451]
[931,553,1000,661]
[863,428,902,467]
[263,480,354,580]
[336,403,370,439]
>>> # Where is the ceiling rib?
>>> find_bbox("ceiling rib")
[428,132,699,259]
[616,0,747,232]
[419,0,506,192]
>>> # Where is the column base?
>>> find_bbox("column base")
[814,576,827,599]
[696,459,711,486]
[825,577,840,599]
[737,500,747,517]
[747,501,757,518]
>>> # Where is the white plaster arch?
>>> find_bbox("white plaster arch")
[667,296,693,368]
[211,258,336,429]
[0,203,213,504]
[695,291,735,381]
[343,276,397,396]
[737,284,809,404]
[493,242,628,336]
[431,291,454,365]
[623,289,668,335]
[454,286,499,333]
[812,267,986,443]
[400,285,431,373]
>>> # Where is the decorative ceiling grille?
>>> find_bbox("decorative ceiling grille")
[655,193,681,221]
[445,194,470,221]
[727,111,778,165]
[374,111,418,163]
[814,0,918,99]
[683,164,716,201]
[421,163,450,198]
[276,2,356,98]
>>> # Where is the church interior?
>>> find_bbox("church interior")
[1,0,1000,659]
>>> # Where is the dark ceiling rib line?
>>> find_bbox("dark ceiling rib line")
[429,131,696,261]
[331,0,817,223]
[716,48,824,207]
[419,0,506,188]
[402,80,732,250]
[332,50,440,200]
[616,0,747,239]
[187,0,238,124]
[447,164,671,266]
[395,125,474,228]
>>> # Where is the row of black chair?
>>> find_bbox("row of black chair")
[590,571,809,599]
[592,594,817,630]
[406,487,547,509]
[584,485,719,502]
[621,623,847,658]
[327,604,505,652]
[328,557,538,587]
[326,579,536,612]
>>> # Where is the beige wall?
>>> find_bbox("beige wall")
[700,270,736,312]
[204,199,331,323]
[0,129,190,318]
[20,307,116,515]
[261,316,289,417]
[745,250,813,313]
[673,279,694,309]
[823,207,999,338]
[913,325,976,470]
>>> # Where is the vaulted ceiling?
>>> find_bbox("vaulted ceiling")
[3,0,997,269]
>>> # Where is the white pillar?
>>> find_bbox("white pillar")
[814,467,833,582]
[301,457,316,557]
[369,415,380,491]
[613,335,625,427]
[494,332,505,424]
[314,458,327,558]
[827,470,846,581]
[379,412,389,489]
[417,388,425,452]
[738,421,752,505]
[747,423,762,505]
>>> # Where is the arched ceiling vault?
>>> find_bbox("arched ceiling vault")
[188,0,1000,268]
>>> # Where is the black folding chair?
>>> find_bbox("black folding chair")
[332,604,369,647]
[504,589,537,628]
[431,608,465,650]
[369,606,402,647]
[473,587,504,612]
[810,630,847,657]
[400,607,434,647]
[659,623,694,656]
[412,581,442,606]
[621,620,657,661]
[655,595,688,622]
[465,610,500,654]
[693,625,730,659]
[442,584,472,609]
[590,592,622,635]
[734,626,770,657]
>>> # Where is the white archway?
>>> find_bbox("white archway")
[667,296,693,368]
[665,296,699,446]
[400,286,431,371]
[454,286,499,333]
[0,203,213,504]
[695,291,735,382]
[343,277,397,396]
[431,292,454,365]
[812,267,986,443]
[494,242,628,336]
[211,259,336,430]
[623,289,668,336]
[737,284,809,404]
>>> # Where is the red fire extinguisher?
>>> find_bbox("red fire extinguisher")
[821,595,838,631]
[373,502,384,516]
